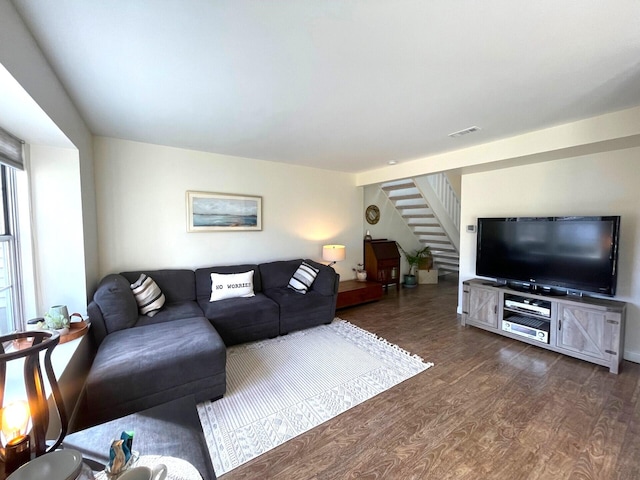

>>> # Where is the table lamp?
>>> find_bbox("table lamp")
[322,244,346,267]
[0,330,68,474]
[1,400,30,473]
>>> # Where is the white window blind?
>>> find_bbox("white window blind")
[0,126,24,170]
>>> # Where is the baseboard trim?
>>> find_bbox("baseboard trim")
[623,350,640,365]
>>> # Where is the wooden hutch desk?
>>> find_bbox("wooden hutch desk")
[364,239,401,291]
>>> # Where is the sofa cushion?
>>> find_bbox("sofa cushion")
[264,287,336,334]
[134,301,204,327]
[197,293,279,346]
[287,261,319,294]
[121,269,196,303]
[195,265,261,298]
[84,316,226,426]
[93,274,139,334]
[259,259,303,290]
[304,259,339,296]
[209,271,255,301]
[130,273,166,317]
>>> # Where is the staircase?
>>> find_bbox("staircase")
[381,174,460,276]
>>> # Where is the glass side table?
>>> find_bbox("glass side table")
[94,455,202,480]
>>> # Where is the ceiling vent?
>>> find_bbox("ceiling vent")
[448,126,481,138]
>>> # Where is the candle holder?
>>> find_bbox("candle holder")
[0,330,68,474]
[4,434,29,473]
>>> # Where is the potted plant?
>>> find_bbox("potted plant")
[37,310,71,335]
[353,263,367,282]
[417,246,433,271]
[397,245,432,288]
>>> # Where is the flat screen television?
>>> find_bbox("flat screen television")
[476,216,621,296]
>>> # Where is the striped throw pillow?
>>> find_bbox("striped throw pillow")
[287,261,320,294]
[130,274,166,317]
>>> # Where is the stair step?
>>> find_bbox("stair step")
[400,205,431,210]
[437,265,460,273]
[416,231,447,236]
[433,258,458,264]
[420,240,451,246]
[431,251,459,258]
[439,262,459,268]
[434,257,459,265]
[412,227,445,234]
[382,181,416,192]
[428,245,456,250]
[418,238,450,244]
[406,218,437,224]
[432,249,458,255]
[394,200,428,209]
[402,212,434,218]
[388,193,422,201]
[420,239,452,245]
[387,186,420,196]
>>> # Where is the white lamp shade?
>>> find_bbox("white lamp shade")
[322,244,346,263]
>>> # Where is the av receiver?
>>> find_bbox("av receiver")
[504,294,551,318]
[502,316,550,344]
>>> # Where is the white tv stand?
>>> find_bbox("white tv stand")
[461,279,626,373]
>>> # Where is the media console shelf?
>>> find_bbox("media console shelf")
[462,279,626,374]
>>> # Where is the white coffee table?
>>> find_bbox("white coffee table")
[94,455,202,480]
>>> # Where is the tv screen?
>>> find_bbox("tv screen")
[476,216,620,296]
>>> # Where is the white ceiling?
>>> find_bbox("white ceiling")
[11,0,640,173]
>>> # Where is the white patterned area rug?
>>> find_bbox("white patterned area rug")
[197,318,433,476]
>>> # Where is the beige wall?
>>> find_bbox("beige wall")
[94,137,362,281]
[460,151,640,362]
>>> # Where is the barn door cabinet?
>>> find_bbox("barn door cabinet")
[462,283,499,329]
[462,279,626,374]
[556,305,623,367]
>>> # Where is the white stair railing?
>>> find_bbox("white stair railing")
[381,176,461,274]
[413,174,460,253]
[426,173,460,232]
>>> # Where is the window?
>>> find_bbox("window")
[0,167,23,335]
[0,126,24,335]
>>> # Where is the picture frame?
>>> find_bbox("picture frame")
[186,191,262,232]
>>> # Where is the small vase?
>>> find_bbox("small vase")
[46,305,70,331]
[356,271,367,282]
[49,305,69,321]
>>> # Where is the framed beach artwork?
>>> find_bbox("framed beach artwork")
[186,191,262,232]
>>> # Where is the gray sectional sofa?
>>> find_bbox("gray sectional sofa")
[79,259,339,429]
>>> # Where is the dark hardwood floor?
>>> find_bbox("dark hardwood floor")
[223,276,640,479]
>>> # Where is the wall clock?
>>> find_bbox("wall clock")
[365,205,380,225]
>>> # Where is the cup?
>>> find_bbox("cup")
[117,465,167,480]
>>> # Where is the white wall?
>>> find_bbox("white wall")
[460,152,640,362]
[94,137,362,281]
[28,145,87,316]
[0,1,98,302]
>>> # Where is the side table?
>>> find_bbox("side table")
[336,280,383,309]
[64,395,215,480]
[93,455,201,480]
